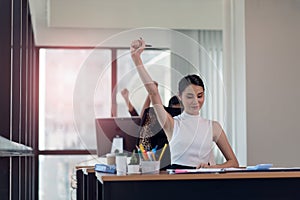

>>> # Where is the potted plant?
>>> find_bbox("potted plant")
[127,150,140,174]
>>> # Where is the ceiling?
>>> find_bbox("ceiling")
[29,0,223,47]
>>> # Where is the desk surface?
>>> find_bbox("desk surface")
[96,170,300,200]
[96,170,300,183]
[76,167,300,200]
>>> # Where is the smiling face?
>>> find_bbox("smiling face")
[179,84,205,115]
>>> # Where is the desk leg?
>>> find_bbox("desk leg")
[86,172,96,200]
[76,170,90,200]
[96,178,102,200]
[76,170,85,200]
[102,182,111,200]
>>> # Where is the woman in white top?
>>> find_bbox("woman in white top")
[130,38,239,169]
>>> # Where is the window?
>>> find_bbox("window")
[38,47,171,200]
[39,48,111,150]
[115,49,171,117]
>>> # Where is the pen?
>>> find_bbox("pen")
[158,143,168,161]
[151,148,157,161]
[139,37,152,47]
[151,152,156,161]
[147,151,152,161]
[137,149,143,161]
[140,144,150,160]
[143,150,149,161]
[139,144,145,152]
[174,169,189,174]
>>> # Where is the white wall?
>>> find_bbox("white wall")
[245,0,300,167]
[49,0,222,30]
[29,0,223,46]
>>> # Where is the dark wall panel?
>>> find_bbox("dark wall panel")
[0,158,9,200]
[12,0,22,144]
[0,0,12,139]
[0,1,12,199]
[0,0,37,199]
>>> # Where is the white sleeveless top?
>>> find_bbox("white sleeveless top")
[169,111,218,167]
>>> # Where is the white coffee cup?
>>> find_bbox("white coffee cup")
[106,153,116,165]
[115,154,127,175]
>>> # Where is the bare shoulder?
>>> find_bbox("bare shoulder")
[212,120,222,129]
[212,120,223,141]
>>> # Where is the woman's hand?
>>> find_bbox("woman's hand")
[196,163,211,169]
[121,88,129,99]
[121,88,130,103]
[130,38,145,66]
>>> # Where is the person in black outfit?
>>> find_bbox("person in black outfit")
[168,95,182,108]
[121,88,149,117]
[138,96,183,169]
[121,87,183,169]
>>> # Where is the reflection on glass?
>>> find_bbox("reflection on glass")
[39,49,111,150]
[39,155,96,200]
[116,49,171,117]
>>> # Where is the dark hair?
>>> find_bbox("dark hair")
[168,95,181,107]
[178,74,205,95]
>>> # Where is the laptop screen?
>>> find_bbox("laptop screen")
[95,117,141,157]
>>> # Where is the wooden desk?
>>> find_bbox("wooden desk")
[75,157,106,200]
[95,171,300,200]
[76,167,97,200]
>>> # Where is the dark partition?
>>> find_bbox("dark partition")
[0,0,38,199]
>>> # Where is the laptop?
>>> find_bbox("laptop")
[95,117,141,157]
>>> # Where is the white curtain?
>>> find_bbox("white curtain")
[174,30,226,164]
[198,30,225,164]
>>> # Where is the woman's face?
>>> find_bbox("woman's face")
[179,84,205,115]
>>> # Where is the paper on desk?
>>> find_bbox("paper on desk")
[111,137,123,153]
[174,168,224,174]
[170,166,300,174]
[171,167,245,174]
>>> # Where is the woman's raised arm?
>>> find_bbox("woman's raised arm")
[130,38,174,139]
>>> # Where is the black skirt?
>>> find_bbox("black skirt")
[169,164,196,169]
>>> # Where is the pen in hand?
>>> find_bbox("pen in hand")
[140,37,152,47]
[131,37,152,49]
